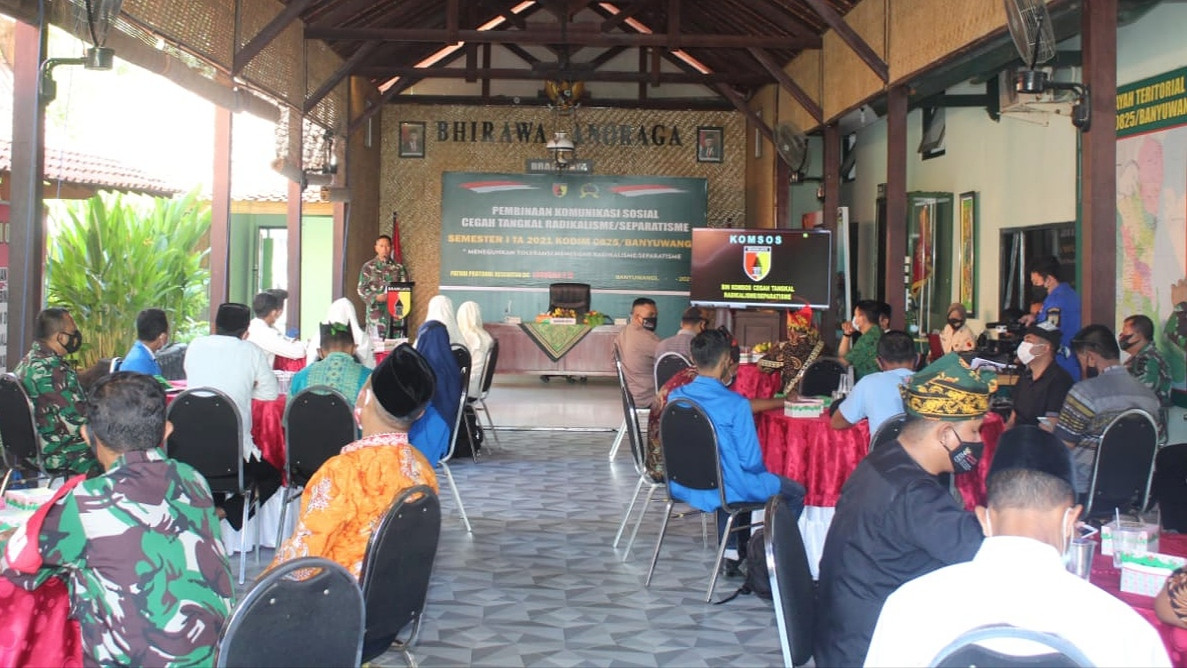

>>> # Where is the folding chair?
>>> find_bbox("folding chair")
[469,339,501,448]
[653,351,692,391]
[869,413,908,452]
[764,494,816,668]
[929,625,1093,667]
[647,398,765,602]
[275,385,357,547]
[359,485,442,664]
[215,557,364,668]
[1084,408,1159,519]
[166,387,258,584]
[612,364,664,559]
[0,373,45,490]
[440,345,473,532]
[798,357,846,397]
[609,344,648,461]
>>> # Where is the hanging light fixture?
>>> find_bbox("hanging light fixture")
[40,0,123,104]
[545,131,575,171]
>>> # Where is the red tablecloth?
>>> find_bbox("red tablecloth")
[251,395,287,473]
[375,350,390,366]
[272,357,306,372]
[733,363,782,400]
[0,576,81,666]
[1090,532,1187,666]
[756,411,1003,509]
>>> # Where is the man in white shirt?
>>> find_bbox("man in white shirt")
[866,425,1170,667]
[831,329,916,436]
[246,290,306,366]
[185,303,281,528]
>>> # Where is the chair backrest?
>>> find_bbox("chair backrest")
[109,357,123,374]
[215,557,364,668]
[927,333,945,362]
[616,354,648,479]
[283,385,357,487]
[654,352,692,391]
[444,345,473,463]
[1086,408,1159,517]
[928,625,1093,667]
[799,357,846,397]
[869,413,908,453]
[0,373,42,474]
[548,282,591,313]
[478,338,500,398]
[155,343,188,380]
[764,494,815,668]
[359,485,442,661]
[166,387,244,494]
[658,398,723,502]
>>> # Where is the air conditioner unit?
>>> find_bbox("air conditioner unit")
[998,67,1079,122]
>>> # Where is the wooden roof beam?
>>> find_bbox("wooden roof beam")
[748,47,822,123]
[307,25,812,49]
[233,0,317,75]
[304,41,381,114]
[800,0,887,82]
[715,82,779,155]
[355,65,772,85]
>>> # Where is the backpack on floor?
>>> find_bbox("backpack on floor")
[716,528,772,604]
[453,404,484,458]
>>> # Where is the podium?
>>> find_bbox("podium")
[386,281,414,339]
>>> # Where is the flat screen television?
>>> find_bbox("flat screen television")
[689,228,833,309]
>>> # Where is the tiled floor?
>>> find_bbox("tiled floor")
[237,376,785,667]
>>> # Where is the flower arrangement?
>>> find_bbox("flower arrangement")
[534,308,611,325]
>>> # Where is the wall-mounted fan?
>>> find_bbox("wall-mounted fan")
[1004,0,1090,130]
[774,121,822,185]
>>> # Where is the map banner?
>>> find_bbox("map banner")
[1116,66,1187,137]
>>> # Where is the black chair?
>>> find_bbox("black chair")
[166,387,257,584]
[275,385,357,547]
[155,343,187,380]
[653,351,692,391]
[1151,444,1187,531]
[798,357,846,397]
[215,557,364,668]
[609,344,648,461]
[108,357,122,374]
[451,343,479,464]
[764,494,815,668]
[548,282,591,313]
[1084,408,1159,519]
[647,398,766,602]
[869,413,908,452]
[613,353,664,559]
[929,625,1093,667]
[0,373,45,487]
[359,485,442,664]
[469,339,501,449]
[441,344,473,531]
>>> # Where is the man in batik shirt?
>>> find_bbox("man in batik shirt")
[273,344,438,579]
[758,302,826,394]
[357,234,409,338]
[13,308,98,476]
[0,373,234,666]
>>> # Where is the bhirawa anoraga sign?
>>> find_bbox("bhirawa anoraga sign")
[434,121,686,148]
[440,172,706,293]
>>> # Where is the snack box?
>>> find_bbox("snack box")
[1119,552,1187,597]
[1101,520,1160,556]
[785,398,827,419]
[3,487,56,511]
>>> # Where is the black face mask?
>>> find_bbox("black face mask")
[1085,366,1099,379]
[948,319,964,329]
[641,317,658,331]
[1032,287,1048,302]
[59,330,83,355]
[1118,334,1134,350]
[944,428,983,475]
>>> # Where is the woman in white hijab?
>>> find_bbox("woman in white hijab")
[306,298,376,368]
[424,294,463,344]
[456,301,494,397]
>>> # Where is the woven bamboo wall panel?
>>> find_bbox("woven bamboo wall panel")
[305,40,348,132]
[779,50,823,132]
[823,0,887,120]
[378,104,744,327]
[237,0,304,109]
[747,86,778,228]
[122,0,235,68]
[889,0,1005,83]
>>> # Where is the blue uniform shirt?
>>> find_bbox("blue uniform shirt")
[118,341,162,376]
[838,367,913,434]
[667,375,780,512]
[1038,282,1082,381]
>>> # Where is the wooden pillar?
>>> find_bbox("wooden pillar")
[332,202,346,300]
[285,179,303,333]
[1080,0,1117,326]
[7,19,45,369]
[884,86,908,331]
[209,106,232,326]
[820,122,841,347]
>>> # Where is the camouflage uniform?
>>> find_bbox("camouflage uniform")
[13,342,98,476]
[0,449,234,666]
[357,256,408,337]
[1126,341,1173,407]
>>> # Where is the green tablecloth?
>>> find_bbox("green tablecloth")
[519,323,594,362]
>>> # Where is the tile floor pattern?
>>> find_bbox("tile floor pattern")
[236,429,785,667]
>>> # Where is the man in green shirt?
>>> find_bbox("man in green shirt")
[1121,314,1172,407]
[839,300,884,380]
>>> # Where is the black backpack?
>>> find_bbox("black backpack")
[453,404,484,458]
[716,527,772,603]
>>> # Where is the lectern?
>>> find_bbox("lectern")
[386,281,414,339]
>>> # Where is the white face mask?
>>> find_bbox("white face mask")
[851,317,861,331]
[1060,506,1075,565]
[1016,341,1037,365]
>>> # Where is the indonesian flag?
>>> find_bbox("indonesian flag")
[391,211,404,264]
[459,180,536,194]
[610,185,686,197]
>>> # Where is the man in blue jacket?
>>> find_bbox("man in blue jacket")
[1021,256,1082,380]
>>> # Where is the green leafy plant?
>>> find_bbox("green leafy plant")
[45,189,211,367]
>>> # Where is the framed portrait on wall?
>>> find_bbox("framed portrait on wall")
[399,121,426,158]
[697,126,723,163]
[958,191,978,315]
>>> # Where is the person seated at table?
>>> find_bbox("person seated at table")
[1008,323,1073,428]
[815,353,991,668]
[1053,324,1161,498]
[866,425,1170,667]
[117,308,169,377]
[185,303,281,528]
[289,322,371,407]
[426,293,464,345]
[616,297,661,407]
[940,302,976,353]
[305,298,376,369]
[669,329,807,574]
[272,345,439,579]
[758,302,826,395]
[0,372,234,666]
[838,299,884,381]
[655,306,705,361]
[246,290,306,366]
[14,307,98,476]
[457,301,494,399]
[1120,314,1173,408]
[831,330,917,435]
[1156,563,1187,630]
[417,295,463,431]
